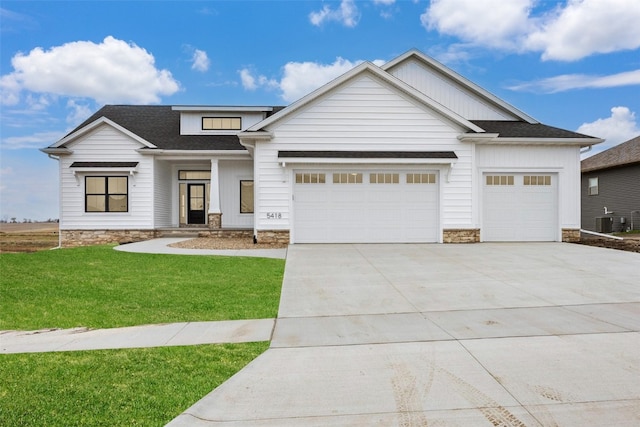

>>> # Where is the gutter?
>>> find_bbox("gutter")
[46,153,63,250]
[580,229,624,240]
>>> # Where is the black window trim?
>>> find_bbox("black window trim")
[85,176,129,213]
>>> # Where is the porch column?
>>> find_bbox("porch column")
[208,159,222,229]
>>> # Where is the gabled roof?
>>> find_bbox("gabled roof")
[245,61,485,133]
[382,49,538,124]
[581,135,640,172]
[49,105,269,151]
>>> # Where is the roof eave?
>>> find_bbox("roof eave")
[459,135,604,146]
[40,147,72,155]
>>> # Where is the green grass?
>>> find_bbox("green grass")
[0,342,269,426]
[0,245,285,330]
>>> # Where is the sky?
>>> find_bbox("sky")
[1,0,639,221]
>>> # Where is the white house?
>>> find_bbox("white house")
[42,49,602,247]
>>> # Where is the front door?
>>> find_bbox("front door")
[187,184,206,224]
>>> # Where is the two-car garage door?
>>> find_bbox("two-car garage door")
[293,169,439,243]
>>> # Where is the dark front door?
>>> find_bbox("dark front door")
[187,184,206,224]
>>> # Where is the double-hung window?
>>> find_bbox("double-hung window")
[85,176,128,212]
[588,177,599,195]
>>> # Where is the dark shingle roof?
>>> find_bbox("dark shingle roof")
[470,120,599,139]
[581,135,640,172]
[278,151,457,159]
[61,105,282,151]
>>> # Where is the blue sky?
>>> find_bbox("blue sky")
[1,0,639,221]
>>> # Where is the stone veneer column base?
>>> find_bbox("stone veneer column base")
[256,230,290,245]
[61,229,157,248]
[208,213,222,229]
[562,228,581,243]
[443,228,480,243]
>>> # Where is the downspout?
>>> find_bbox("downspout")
[47,153,62,250]
[580,145,592,155]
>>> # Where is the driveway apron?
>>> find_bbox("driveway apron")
[168,243,640,426]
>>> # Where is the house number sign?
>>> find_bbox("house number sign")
[266,212,282,219]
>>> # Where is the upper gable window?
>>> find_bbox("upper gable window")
[202,117,241,130]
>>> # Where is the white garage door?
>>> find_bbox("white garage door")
[482,173,558,241]
[293,170,439,243]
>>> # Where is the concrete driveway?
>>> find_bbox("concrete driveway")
[168,243,640,426]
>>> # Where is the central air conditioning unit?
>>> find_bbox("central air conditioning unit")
[595,217,613,233]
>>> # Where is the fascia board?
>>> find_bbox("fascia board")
[136,148,249,157]
[51,117,157,149]
[248,62,484,133]
[382,49,539,124]
[40,147,72,155]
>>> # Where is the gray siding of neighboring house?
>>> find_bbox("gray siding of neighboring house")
[581,164,640,232]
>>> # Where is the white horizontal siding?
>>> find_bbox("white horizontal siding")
[388,59,517,121]
[476,145,581,229]
[255,74,475,232]
[60,125,154,230]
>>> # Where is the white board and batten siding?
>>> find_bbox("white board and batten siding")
[254,74,477,242]
[59,124,154,230]
[476,145,581,241]
[153,159,173,227]
[387,59,518,121]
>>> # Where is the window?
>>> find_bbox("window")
[333,173,362,184]
[588,177,599,195]
[85,176,128,212]
[370,173,399,184]
[295,173,326,184]
[240,180,254,213]
[202,117,241,130]
[524,175,551,186]
[179,170,211,180]
[486,175,514,186]
[407,173,436,184]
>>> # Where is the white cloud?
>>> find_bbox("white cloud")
[2,130,65,150]
[422,0,640,61]
[525,0,640,61]
[1,36,180,105]
[578,107,640,155]
[422,0,533,51]
[240,57,385,102]
[66,100,93,126]
[509,69,640,93]
[191,49,210,72]
[309,0,360,27]
[279,57,360,102]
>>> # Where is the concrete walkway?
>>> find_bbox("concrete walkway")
[0,319,275,354]
[114,237,287,259]
[168,243,640,426]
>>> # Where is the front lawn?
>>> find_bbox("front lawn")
[0,245,285,330]
[0,342,268,426]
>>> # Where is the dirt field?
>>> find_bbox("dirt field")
[0,223,59,253]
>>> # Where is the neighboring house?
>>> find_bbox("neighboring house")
[581,135,640,233]
[42,49,602,247]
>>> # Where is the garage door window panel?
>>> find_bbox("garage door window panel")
[370,173,399,184]
[524,175,551,186]
[486,175,514,186]
[333,173,362,184]
[407,173,436,184]
[296,173,326,184]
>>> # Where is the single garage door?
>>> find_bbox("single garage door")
[293,170,439,243]
[482,173,558,241]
